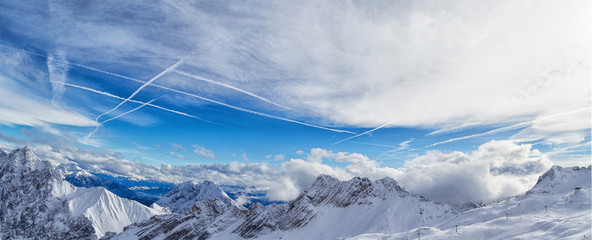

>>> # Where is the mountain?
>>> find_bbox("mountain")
[0,147,167,239]
[347,165,592,240]
[0,146,95,240]
[232,175,455,239]
[105,174,456,239]
[106,166,591,240]
[156,180,243,214]
[57,164,157,206]
[103,198,245,240]
[3,147,589,240]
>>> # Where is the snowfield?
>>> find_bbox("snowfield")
[348,166,591,240]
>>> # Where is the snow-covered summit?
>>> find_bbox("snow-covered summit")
[303,174,409,207]
[529,165,591,195]
[0,146,95,239]
[0,148,7,157]
[1,146,54,175]
[156,180,242,214]
[0,146,166,239]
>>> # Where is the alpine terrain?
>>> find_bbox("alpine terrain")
[105,166,591,240]
[0,147,167,239]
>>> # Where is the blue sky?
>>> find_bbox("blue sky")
[0,0,589,202]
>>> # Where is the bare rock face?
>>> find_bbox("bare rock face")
[0,147,96,240]
[233,203,288,238]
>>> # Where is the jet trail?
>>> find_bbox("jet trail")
[173,70,288,109]
[347,141,398,148]
[94,56,187,122]
[334,119,400,144]
[139,82,355,134]
[70,69,352,133]
[86,98,159,140]
[51,81,213,124]
[4,45,353,134]
[426,108,591,148]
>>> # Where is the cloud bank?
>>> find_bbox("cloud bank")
[1,129,557,204]
[2,0,588,133]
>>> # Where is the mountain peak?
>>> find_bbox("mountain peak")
[156,180,241,214]
[1,146,56,179]
[0,148,7,157]
[529,165,591,195]
[302,175,409,207]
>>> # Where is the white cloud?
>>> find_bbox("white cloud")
[47,52,69,107]
[172,143,188,152]
[265,154,285,161]
[267,148,401,200]
[192,144,215,159]
[169,151,185,160]
[396,140,554,204]
[0,125,576,205]
[0,51,95,127]
[4,1,588,132]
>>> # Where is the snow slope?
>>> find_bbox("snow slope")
[106,166,591,240]
[156,180,243,214]
[347,166,592,240]
[106,175,457,239]
[0,147,167,239]
[64,186,167,238]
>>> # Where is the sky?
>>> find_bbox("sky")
[0,0,590,203]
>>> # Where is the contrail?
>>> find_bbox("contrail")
[94,56,187,122]
[85,98,159,140]
[149,84,355,134]
[51,81,214,124]
[173,70,288,109]
[334,119,400,144]
[426,108,591,148]
[87,72,353,133]
[348,141,398,148]
[3,44,353,134]
[70,63,352,134]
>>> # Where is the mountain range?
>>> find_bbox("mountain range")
[0,147,167,239]
[0,147,589,239]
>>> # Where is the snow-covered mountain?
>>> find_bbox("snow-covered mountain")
[232,175,455,239]
[0,147,95,240]
[105,174,456,239]
[347,165,592,240]
[2,147,589,240]
[0,147,167,239]
[156,180,243,214]
[57,164,157,206]
[105,166,591,240]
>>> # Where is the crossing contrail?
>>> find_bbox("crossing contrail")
[85,98,159,140]
[94,56,187,122]
[51,81,214,124]
[173,70,288,109]
[334,119,400,144]
[4,44,353,134]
